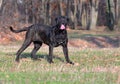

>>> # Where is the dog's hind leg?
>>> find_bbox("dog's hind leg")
[15,39,31,62]
[31,41,42,60]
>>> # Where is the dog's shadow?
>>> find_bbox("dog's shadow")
[20,53,64,63]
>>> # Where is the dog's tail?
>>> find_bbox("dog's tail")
[9,26,28,33]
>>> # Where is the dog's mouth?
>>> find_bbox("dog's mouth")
[60,24,66,30]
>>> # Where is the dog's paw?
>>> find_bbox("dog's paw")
[15,59,20,63]
[48,60,54,64]
[67,61,74,65]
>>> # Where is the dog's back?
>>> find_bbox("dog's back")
[28,24,52,44]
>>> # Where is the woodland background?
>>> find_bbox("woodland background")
[0,0,120,30]
[0,0,120,44]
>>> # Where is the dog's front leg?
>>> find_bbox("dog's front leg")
[62,44,74,65]
[48,45,54,63]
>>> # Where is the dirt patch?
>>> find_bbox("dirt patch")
[68,36,120,48]
[68,39,97,48]
[0,29,120,48]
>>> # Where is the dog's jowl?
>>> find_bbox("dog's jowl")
[10,16,73,64]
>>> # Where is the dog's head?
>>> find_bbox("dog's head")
[55,16,69,30]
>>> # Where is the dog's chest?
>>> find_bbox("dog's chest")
[55,33,66,40]
[53,31,67,45]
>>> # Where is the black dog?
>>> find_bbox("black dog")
[10,16,73,64]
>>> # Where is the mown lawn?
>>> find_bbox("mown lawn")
[0,44,120,84]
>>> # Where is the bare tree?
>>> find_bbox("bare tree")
[0,0,3,9]
[0,0,119,31]
[106,0,115,30]
[89,0,99,30]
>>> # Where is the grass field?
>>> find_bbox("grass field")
[0,31,120,84]
[0,45,120,84]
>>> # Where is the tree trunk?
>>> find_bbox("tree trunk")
[116,0,120,29]
[25,0,29,24]
[45,0,50,25]
[0,0,3,9]
[59,0,64,16]
[73,0,77,29]
[118,0,120,20]
[114,0,117,24]
[77,0,82,27]
[81,0,87,29]
[90,0,99,30]
[106,0,115,30]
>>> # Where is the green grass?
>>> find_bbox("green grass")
[0,44,120,84]
[0,72,117,84]
[67,30,119,39]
